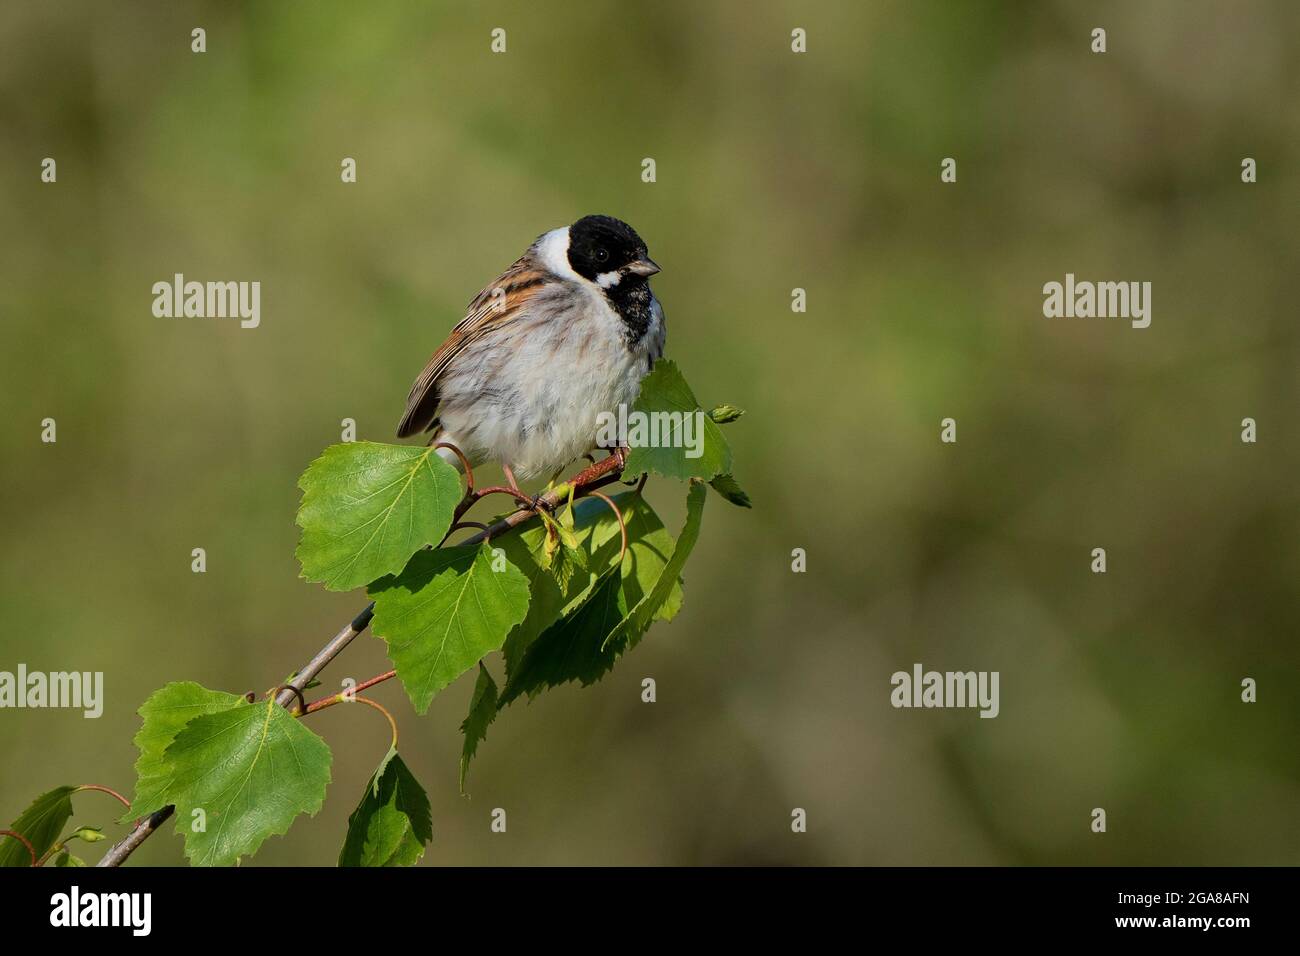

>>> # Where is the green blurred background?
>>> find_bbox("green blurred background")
[2,0,1297,865]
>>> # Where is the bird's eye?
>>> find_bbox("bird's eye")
[594,247,609,263]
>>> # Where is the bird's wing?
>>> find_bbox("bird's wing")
[396,255,549,438]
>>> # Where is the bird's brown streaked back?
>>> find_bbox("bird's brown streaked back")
[396,257,549,438]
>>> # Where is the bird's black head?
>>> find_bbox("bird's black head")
[566,215,660,285]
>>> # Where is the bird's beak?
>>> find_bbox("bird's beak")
[626,257,661,277]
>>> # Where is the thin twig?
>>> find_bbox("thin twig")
[443,520,490,543]
[94,807,172,867]
[301,670,398,715]
[272,684,308,715]
[461,451,627,546]
[273,604,377,710]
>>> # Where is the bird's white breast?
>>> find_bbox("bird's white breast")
[434,231,663,479]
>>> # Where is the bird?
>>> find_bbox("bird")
[396,215,665,490]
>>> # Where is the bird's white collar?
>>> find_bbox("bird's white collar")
[535,227,581,282]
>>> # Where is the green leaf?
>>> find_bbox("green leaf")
[603,481,708,654]
[498,562,629,705]
[296,441,463,592]
[495,525,578,679]
[369,542,531,714]
[124,681,245,820]
[551,540,587,593]
[709,473,752,508]
[0,786,76,867]
[458,663,500,793]
[339,748,432,867]
[623,360,732,482]
[52,851,85,867]
[496,492,681,681]
[546,505,589,585]
[582,492,684,622]
[501,483,706,704]
[159,699,332,866]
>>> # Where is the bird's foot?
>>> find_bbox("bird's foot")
[501,463,523,497]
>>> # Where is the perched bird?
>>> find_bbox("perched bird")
[397,215,665,485]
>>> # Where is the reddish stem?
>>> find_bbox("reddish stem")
[0,829,37,866]
[301,669,397,715]
[587,491,628,564]
[433,442,474,490]
[351,696,399,750]
[77,784,131,810]
[473,485,535,506]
